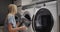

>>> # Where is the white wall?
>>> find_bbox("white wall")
[14,0,51,6]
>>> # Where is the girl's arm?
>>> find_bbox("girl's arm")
[8,23,27,32]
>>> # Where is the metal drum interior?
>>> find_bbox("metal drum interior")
[32,8,54,32]
[23,11,31,27]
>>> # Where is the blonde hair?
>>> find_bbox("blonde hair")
[8,4,17,13]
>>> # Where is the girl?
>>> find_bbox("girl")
[4,4,27,32]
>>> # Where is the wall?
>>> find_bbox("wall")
[0,0,12,25]
[0,0,12,32]
[58,0,60,32]
[58,0,60,16]
[22,0,55,6]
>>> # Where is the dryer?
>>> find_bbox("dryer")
[32,1,58,32]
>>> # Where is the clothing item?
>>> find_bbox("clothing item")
[4,14,16,32]
[8,14,16,28]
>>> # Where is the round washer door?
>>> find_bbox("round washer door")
[32,8,54,32]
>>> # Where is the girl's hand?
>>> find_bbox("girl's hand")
[19,26,27,31]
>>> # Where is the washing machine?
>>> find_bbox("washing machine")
[32,1,58,32]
